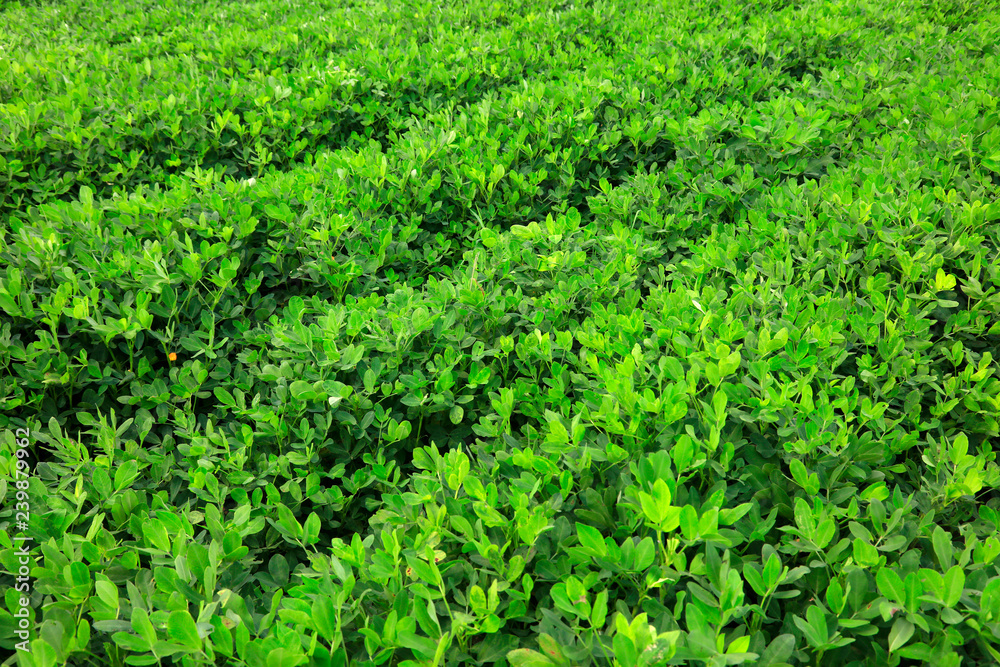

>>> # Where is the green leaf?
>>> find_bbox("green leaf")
[756,634,795,666]
[412,597,441,640]
[480,228,500,249]
[742,563,766,597]
[853,538,880,567]
[92,466,112,498]
[904,571,923,612]
[762,553,783,589]
[543,413,570,449]
[112,631,152,653]
[167,610,201,651]
[114,460,139,492]
[469,585,487,614]
[214,387,237,406]
[943,565,965,607]
[575,523,607,557]
[274,504,302,540]
[633,537,656,572]
[536,634,568,666]
[66,561,90,587]
[684,605,715,658]
[806,605,829,644]
[792,614,822,648]
[507,650,557,667]
[789,458,809,490]
[613,633,639,667]
[143,519,171,553]
[704,361,722,387]
[639,478,678,530]
[303,513,321,545]
[289,380,318,401]
[404,554,440,586]
[719,502,752,525]
[269,555,290,586]
[897,643,935,661]
[887,617,914,653]
[932,525,953,569]
[411,306,431,331]
[877,568,905,605]
[679,504,699,541]
[131,607,157,647]
[76,620,97,656]
[826,579,845,615]
[712,389,727,419]
[591,590,609,628]
[312,597,337,641]
[719,350,742,376]
[662,357,685,381]
[93,620,132,633]
[95,580,119,610]
[267,647,307,667]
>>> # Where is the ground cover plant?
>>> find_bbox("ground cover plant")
[2,0,1000,665]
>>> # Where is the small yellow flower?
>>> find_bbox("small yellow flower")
[168,352,178,361]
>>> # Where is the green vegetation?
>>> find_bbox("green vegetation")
[2,0,1000,665]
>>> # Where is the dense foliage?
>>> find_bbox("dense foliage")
[2,0,1000,665]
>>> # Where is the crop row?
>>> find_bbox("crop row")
[0,0,629,217]
[2,0,1000,665]
[6,0,988,219]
